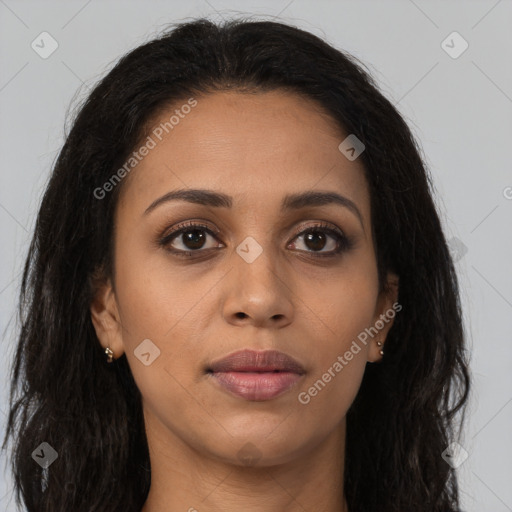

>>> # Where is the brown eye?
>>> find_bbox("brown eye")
[178,229,207,250]
[158,221,352,259]
[303,231,329,251]
[289,223,352,257]
[159,222,223,255]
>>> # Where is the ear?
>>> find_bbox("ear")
[90,270,125,361]
[367,272,400,363]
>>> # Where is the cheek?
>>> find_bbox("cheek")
[296,265,378,411]
[304,260,378,350]
[113,232,208,341]
[297,303,372,428]
[112,255,203,429]
[112,241,221,404]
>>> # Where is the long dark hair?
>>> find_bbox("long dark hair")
[2,17,470,512]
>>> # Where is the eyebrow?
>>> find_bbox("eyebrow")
[143,188,364,229]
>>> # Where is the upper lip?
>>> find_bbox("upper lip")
[207,349,306,374]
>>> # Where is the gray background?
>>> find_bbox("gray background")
[1,1,511,511]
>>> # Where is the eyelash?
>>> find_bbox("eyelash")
[158,220,353,259]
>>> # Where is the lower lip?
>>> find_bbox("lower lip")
[209,371,303,401]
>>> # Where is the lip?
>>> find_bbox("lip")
[208,349,306,373]
[207,349,306,401]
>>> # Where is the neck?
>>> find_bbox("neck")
[141,411,349,512]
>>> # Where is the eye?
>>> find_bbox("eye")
[288,222,352,257]
[158,221,223,256]
[158,220,353,259]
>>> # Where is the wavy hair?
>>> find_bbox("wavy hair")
[2,17,470,512]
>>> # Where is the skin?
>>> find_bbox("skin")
[91,90,399,512]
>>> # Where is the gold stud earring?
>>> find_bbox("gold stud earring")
[105,347,114,363]
[376,340,384,356]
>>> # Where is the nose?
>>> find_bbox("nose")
[221,242,294,329]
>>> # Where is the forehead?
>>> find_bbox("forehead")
[117,90,370,221]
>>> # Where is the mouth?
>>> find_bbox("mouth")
[207,370,304,401]
[206,349,306,401]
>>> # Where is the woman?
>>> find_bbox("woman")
[2,17,470,512]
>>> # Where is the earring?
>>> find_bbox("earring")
[105,347,114,363]
[376,340,384,356]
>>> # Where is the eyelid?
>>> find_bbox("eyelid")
[292,220,345,239]
[158,220,222,248]
[161,218,344,239]
[161,219,221,237]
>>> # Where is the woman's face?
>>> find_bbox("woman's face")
[92,90,398,466]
